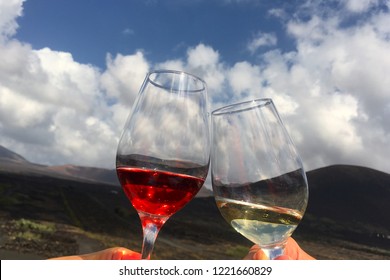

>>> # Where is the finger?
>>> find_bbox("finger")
[284,237,315,260]
[275,255,292,260]
[81,247,141,260]
[112,248,142,260]
[243,245,268,260]
[253,249,268,260]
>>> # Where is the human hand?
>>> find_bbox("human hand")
[49,247,142,260]
[244,237,315,260]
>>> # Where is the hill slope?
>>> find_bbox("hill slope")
[0,146,389,259]
[0,145,212,196]
[306,165,390,230]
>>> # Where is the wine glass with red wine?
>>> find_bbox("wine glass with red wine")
[211,99,308,259]
[116,70,210,259]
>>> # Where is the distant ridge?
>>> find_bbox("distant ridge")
[0,145,118,185]
[0,145,213,197]
[47,164,120,186]
[0,145,26,162]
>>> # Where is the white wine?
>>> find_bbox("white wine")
[215,197,303,247]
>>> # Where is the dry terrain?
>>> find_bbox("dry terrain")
[0,146,389,260]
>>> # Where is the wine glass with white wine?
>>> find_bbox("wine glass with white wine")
[211,98,308,259]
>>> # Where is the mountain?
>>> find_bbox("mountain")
[0,145,120,185]
[299,164,390,253]
[306,164,390,230]
[47,165,120,185]
[0,146,27,162]
[0,145,389,260]
[0,145,213,196]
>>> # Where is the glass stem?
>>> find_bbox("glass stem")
[262,245,285,260]
[141,222,160,260]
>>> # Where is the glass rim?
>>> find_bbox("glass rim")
[147,69,206,92]
[212,98,273,116]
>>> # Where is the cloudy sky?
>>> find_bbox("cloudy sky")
[0,0,389,177]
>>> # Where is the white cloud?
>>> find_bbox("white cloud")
[344,0,379,13]
[186,44,226,99]
[268,8,287,20]
[187,44,219,68]
[35,48,102,111]
[122,87,209,164]
[247,32,277,54]
[0,0,389,176]
[0,0,24,40]
[155,59,185,72]
[264,2,390,173]
[0,0,120,167]
[101,52,149,105]
[122,28,135,35]
[0,41,119,166]
[227,61,262,98]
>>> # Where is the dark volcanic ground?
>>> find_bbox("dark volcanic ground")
[0,169,389,260]
[0,145,389,260]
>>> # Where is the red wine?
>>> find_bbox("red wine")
[117,167,205,219]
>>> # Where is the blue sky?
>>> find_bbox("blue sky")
[15,0,291,68]
[0,0,390,177]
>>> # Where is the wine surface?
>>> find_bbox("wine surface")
[117,167,205,218]
[215,197,302,247]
